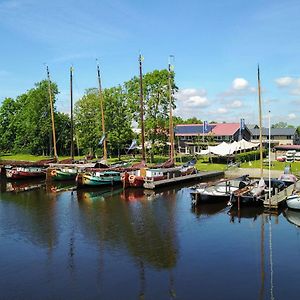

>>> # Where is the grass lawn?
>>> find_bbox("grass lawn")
[240,159,300,174]
[0,154,84,162]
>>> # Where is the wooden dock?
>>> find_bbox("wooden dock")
[263,181,298,209]
[143,171,224,189]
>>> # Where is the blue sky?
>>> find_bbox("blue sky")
[1,0,300,126]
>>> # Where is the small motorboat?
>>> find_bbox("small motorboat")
[190,175,250,204]
[229,178,287,207]
[76,171,121,187]
[284,208,300,227]
[6,166,46,179]
[49,167,78,181]
[286,192,300,210]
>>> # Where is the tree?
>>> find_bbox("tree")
[184,117,203,124]
[74,87,133,157]
[125,69,178,159]
[272,122,294,128]
[103,86,133,158]
[11,80,59,155]
[74,88,102,155]
[0,98,18,152]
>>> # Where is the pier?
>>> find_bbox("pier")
[263,181,297,209]
[143,171,224,189]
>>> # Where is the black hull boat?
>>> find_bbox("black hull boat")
[229,178,290,207]
[190,175,250,204]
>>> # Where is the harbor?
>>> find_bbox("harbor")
[1,179,300,299]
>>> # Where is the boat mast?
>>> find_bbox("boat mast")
[257,65,263,178]
[139,54,146,161]
[96,62,107,161]
[70,66,74,161]
[168,56,175,161]
[46,66,58,160]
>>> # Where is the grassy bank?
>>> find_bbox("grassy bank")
[2,153,299,174]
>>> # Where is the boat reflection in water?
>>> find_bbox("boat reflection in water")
[283,208,300,227]
[76,186,178,297]
[191,201,227,218]
[77,187,123,204]
[0,178,45,193]
[0,188,58,249]
[228,206,265,223]
[46,181,76,194]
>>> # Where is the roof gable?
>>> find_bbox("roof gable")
[211,123,240,136]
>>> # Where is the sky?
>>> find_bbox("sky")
[1,0,300,126]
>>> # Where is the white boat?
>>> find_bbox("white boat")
[286,192,300,210]
[191,175,250,203]
[284,209,300,226]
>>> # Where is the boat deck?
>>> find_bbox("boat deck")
[143,171,224,189]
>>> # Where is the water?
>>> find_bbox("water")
[1,179,300,300]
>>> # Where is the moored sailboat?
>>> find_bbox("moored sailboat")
[6,166,46,179]
[76,170,121,187]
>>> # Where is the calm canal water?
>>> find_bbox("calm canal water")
[1,179,300,300]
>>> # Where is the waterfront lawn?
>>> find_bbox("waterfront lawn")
[0,154,84,162]
[240,160,300,173]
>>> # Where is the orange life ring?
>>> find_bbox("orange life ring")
[129,174,135,183]
[51,169,57,176]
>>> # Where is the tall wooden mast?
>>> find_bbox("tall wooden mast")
[96,62,107,161]
[257,65,263,178]
[139,54,146,161]
[168,56,175,161]
[46,66,58,160]
[70,66,74,161]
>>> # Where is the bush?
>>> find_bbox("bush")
[236,149,267,163]
[208,149,267,164]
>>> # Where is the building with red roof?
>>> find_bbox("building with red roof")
[175,123,251,154]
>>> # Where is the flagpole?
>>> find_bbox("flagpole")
[257,65,263,178]
[203,122,204,143]
[168,55,175,161]
[70,66,74,161]
[97,61,107,161]
[139,54,146,161]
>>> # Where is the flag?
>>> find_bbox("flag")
[128,139,137,151]
[139,54,144,62]
[240,118,245,130]
[98,134,105,146]
[203,120,208,132]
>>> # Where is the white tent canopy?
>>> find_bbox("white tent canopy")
[199,139,259,156]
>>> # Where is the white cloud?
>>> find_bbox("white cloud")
[227,100,243,108]
[174,88,210,119]
[288,113,296,120]
[217,108,228,114]
[176,88,209,107]
[232,78,249,90]
[275,76,294,87]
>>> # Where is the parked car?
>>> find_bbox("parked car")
[276,156,286,162]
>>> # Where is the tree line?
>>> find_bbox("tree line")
[0,69,179,158]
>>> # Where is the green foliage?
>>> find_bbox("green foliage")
[272,122,294,128]
[0,97,18,152]
[125,69,178,159]
[74,87,133,156]
[184,117,203,124]
[236,149,267,163]
[0,80,72,156]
